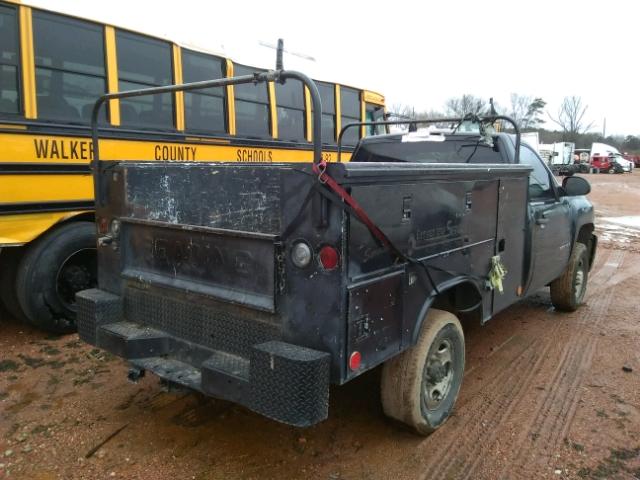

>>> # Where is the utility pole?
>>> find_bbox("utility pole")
[602,117,606,138]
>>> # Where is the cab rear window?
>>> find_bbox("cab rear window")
[353,136,506,164]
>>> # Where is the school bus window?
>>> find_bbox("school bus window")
[116,30,173,129]
[340,86,360,146]
[33,11,106,123]
[233,64,270,138]
[182,49,226,134]
[275,78,305,142]
[317,82,336,144]
[0,4,19,115]
[366,104,386,136]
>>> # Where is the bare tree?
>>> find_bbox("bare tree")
[444,94,486,117]
[387,105,447,131]
[388,103,416,120]
[548,96,595,141]
[509,93,531,126]
[414,109,445,120]
[508,94,547,129]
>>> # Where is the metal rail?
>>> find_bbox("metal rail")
[337,116,521,164]
[90,66,323,205]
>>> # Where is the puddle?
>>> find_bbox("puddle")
[598,217,640,245]
[601,216,640,229]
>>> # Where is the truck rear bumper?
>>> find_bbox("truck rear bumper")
[76,288,331,427]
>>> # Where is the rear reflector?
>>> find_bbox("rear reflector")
[97,217,108,235]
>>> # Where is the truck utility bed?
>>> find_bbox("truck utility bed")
[79,159,530,426]
[78,66,595,434]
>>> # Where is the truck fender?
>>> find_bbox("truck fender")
[574,223,596,270]
[411,277,484,345]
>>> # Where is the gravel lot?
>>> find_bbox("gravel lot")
[1,172,639,480]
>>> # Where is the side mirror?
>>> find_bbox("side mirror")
[562,176,591,196]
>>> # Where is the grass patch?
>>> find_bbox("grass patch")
[18,354,46,368]
[40,345,61,356]
[576,446,640,479]
[0,359,19,372]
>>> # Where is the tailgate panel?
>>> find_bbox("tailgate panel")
[121,220,276,312]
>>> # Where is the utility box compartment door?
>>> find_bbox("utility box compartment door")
[121,220,277,312]
[492,177,528,314]
[346,272,403,376]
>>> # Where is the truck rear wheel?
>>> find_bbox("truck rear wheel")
[550,242,588,312]
[0,247,29,322]
[15,222,97,334]
[380,308,465,435]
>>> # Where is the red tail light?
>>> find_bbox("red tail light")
[349,351,361,371]
[319,245,340,270]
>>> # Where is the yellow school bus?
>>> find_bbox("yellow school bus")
[0,1,387,332]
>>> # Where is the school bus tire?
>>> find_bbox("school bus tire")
[380,308,465,436]
[15,222,97,334]
[0,247,30,323]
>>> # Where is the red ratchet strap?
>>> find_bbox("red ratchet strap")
[312,161,401,258]
[312,161,443,294]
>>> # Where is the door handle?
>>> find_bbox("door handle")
[536,217,549,225]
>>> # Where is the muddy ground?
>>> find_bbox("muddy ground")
[1,173,639,480]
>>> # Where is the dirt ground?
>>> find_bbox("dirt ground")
[1,172,639,480]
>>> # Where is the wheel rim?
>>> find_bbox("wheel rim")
[574,259,586,302]
[55,247,97,312]
[423,338,455,411]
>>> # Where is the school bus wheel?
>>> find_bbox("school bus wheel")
[0,247,30,323]
[380,308,465,435]
[15,222,97,334]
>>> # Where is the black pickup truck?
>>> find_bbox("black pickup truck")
[77,69,596,435]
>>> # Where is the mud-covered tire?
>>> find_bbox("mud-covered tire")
[15,222,97,334]
[0,247,29,322]
[380,308,465,436]
[550,243,588,312]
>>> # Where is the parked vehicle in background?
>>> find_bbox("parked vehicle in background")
[521,132,540,151]
[590,143,633,173]
[538,142,576,175]
[611,154,633,172]
[623,153,640,168]
[521,133,577,176]
[0,1,386,333]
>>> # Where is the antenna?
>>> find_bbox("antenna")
[276,38,284,70]
[258,40,317,62]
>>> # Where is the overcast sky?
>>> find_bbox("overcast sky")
[33,0,639,135]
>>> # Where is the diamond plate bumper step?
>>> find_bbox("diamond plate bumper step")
[98,322,170,359]
[78,288,332,427]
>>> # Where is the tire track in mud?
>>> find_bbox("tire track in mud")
[503,288,614,477]
[588,249,624,288]
[497,250,624,478]
[417,323,564,479]
[417,248,621,480]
